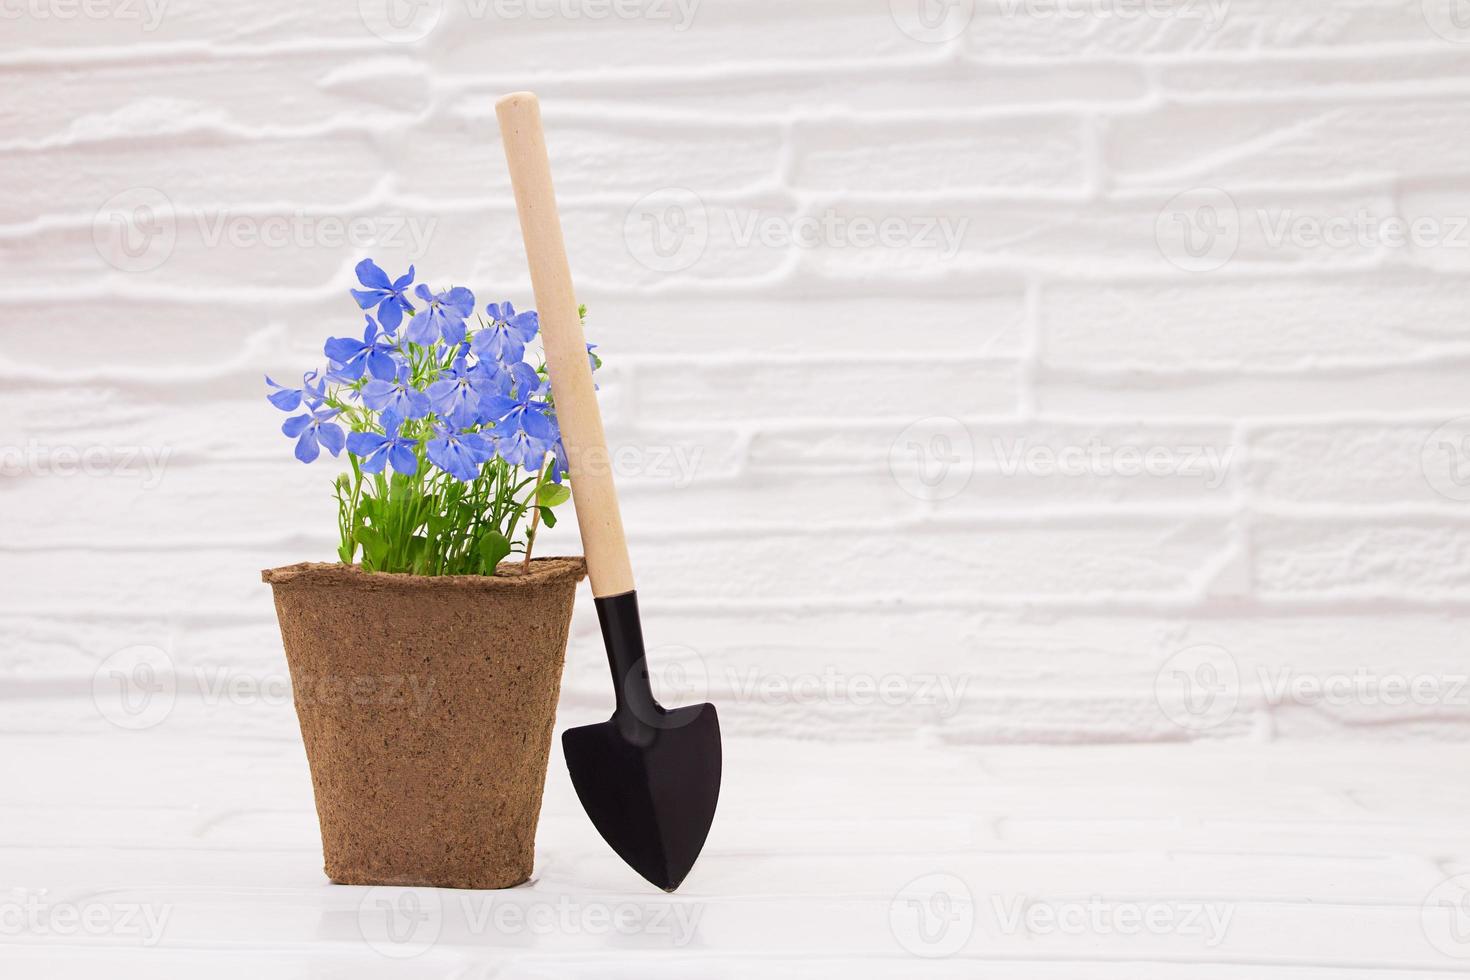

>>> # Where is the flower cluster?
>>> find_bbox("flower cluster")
[264,259,596,576]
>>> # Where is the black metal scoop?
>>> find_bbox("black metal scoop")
[497,91,722,891]
[563,591,721,891]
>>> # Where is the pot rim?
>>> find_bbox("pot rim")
[262,556,587,591]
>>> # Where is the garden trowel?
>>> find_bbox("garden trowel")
[497,91,722,892]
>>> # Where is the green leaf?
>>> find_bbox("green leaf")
[478,532,511,574]
[538,506,558,529]
[537,484,571,508]
[356,525,387,569]
[409,535,430,575]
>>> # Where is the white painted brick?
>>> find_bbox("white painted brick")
[964,0,1431,59]
[626,517,1233,602]
[1039,271,1470,372]
[0,133,387,226]
[392,113,785,200]
[1255,518,1470,596]
[1246,422,1455,506]
[633,357,1021,421]
[791,116,1087,194]
[1106,98,1470,188]
[509,59,1149,116]
[1042,362,1470,417]
[9,0,1470,753]
[1158,49,1470,97]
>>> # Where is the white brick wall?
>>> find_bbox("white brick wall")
[8,0,1470,743]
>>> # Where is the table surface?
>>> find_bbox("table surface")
[2,695,1466,977]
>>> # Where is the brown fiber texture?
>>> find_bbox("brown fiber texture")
[262,557,586,889]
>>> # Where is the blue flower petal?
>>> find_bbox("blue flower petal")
[282,413,312,438]
[316,422,346,457]
[294,429,321,463]
[377,299,403,332]
[356,258,391,291]
[367,349,397,381]
[267,387,302,411]
[346,431,387,457]
[389,443,419,475]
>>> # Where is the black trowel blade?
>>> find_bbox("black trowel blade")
[563,703,721,892]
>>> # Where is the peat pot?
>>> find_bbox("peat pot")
[261,557,586,889]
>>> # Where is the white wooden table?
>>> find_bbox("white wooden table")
[2,694,1465,977]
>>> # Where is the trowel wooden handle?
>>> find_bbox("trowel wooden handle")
[497,91,634,599]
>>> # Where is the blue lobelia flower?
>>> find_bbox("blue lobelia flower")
[361,361,430,420]
[282,408,345,464]
[491,420,553,470]
[479,362,555,444]
[265,368,326,411]
[426,355,499,428]
[325,316,398,382]
[547,422,569,484]
[346,412,419,476]
[404,284,475,347]
[472,302,539,364]
[350,259,415,333]
[426,425,492,481]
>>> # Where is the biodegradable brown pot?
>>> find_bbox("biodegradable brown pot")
[261,557,586,889]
